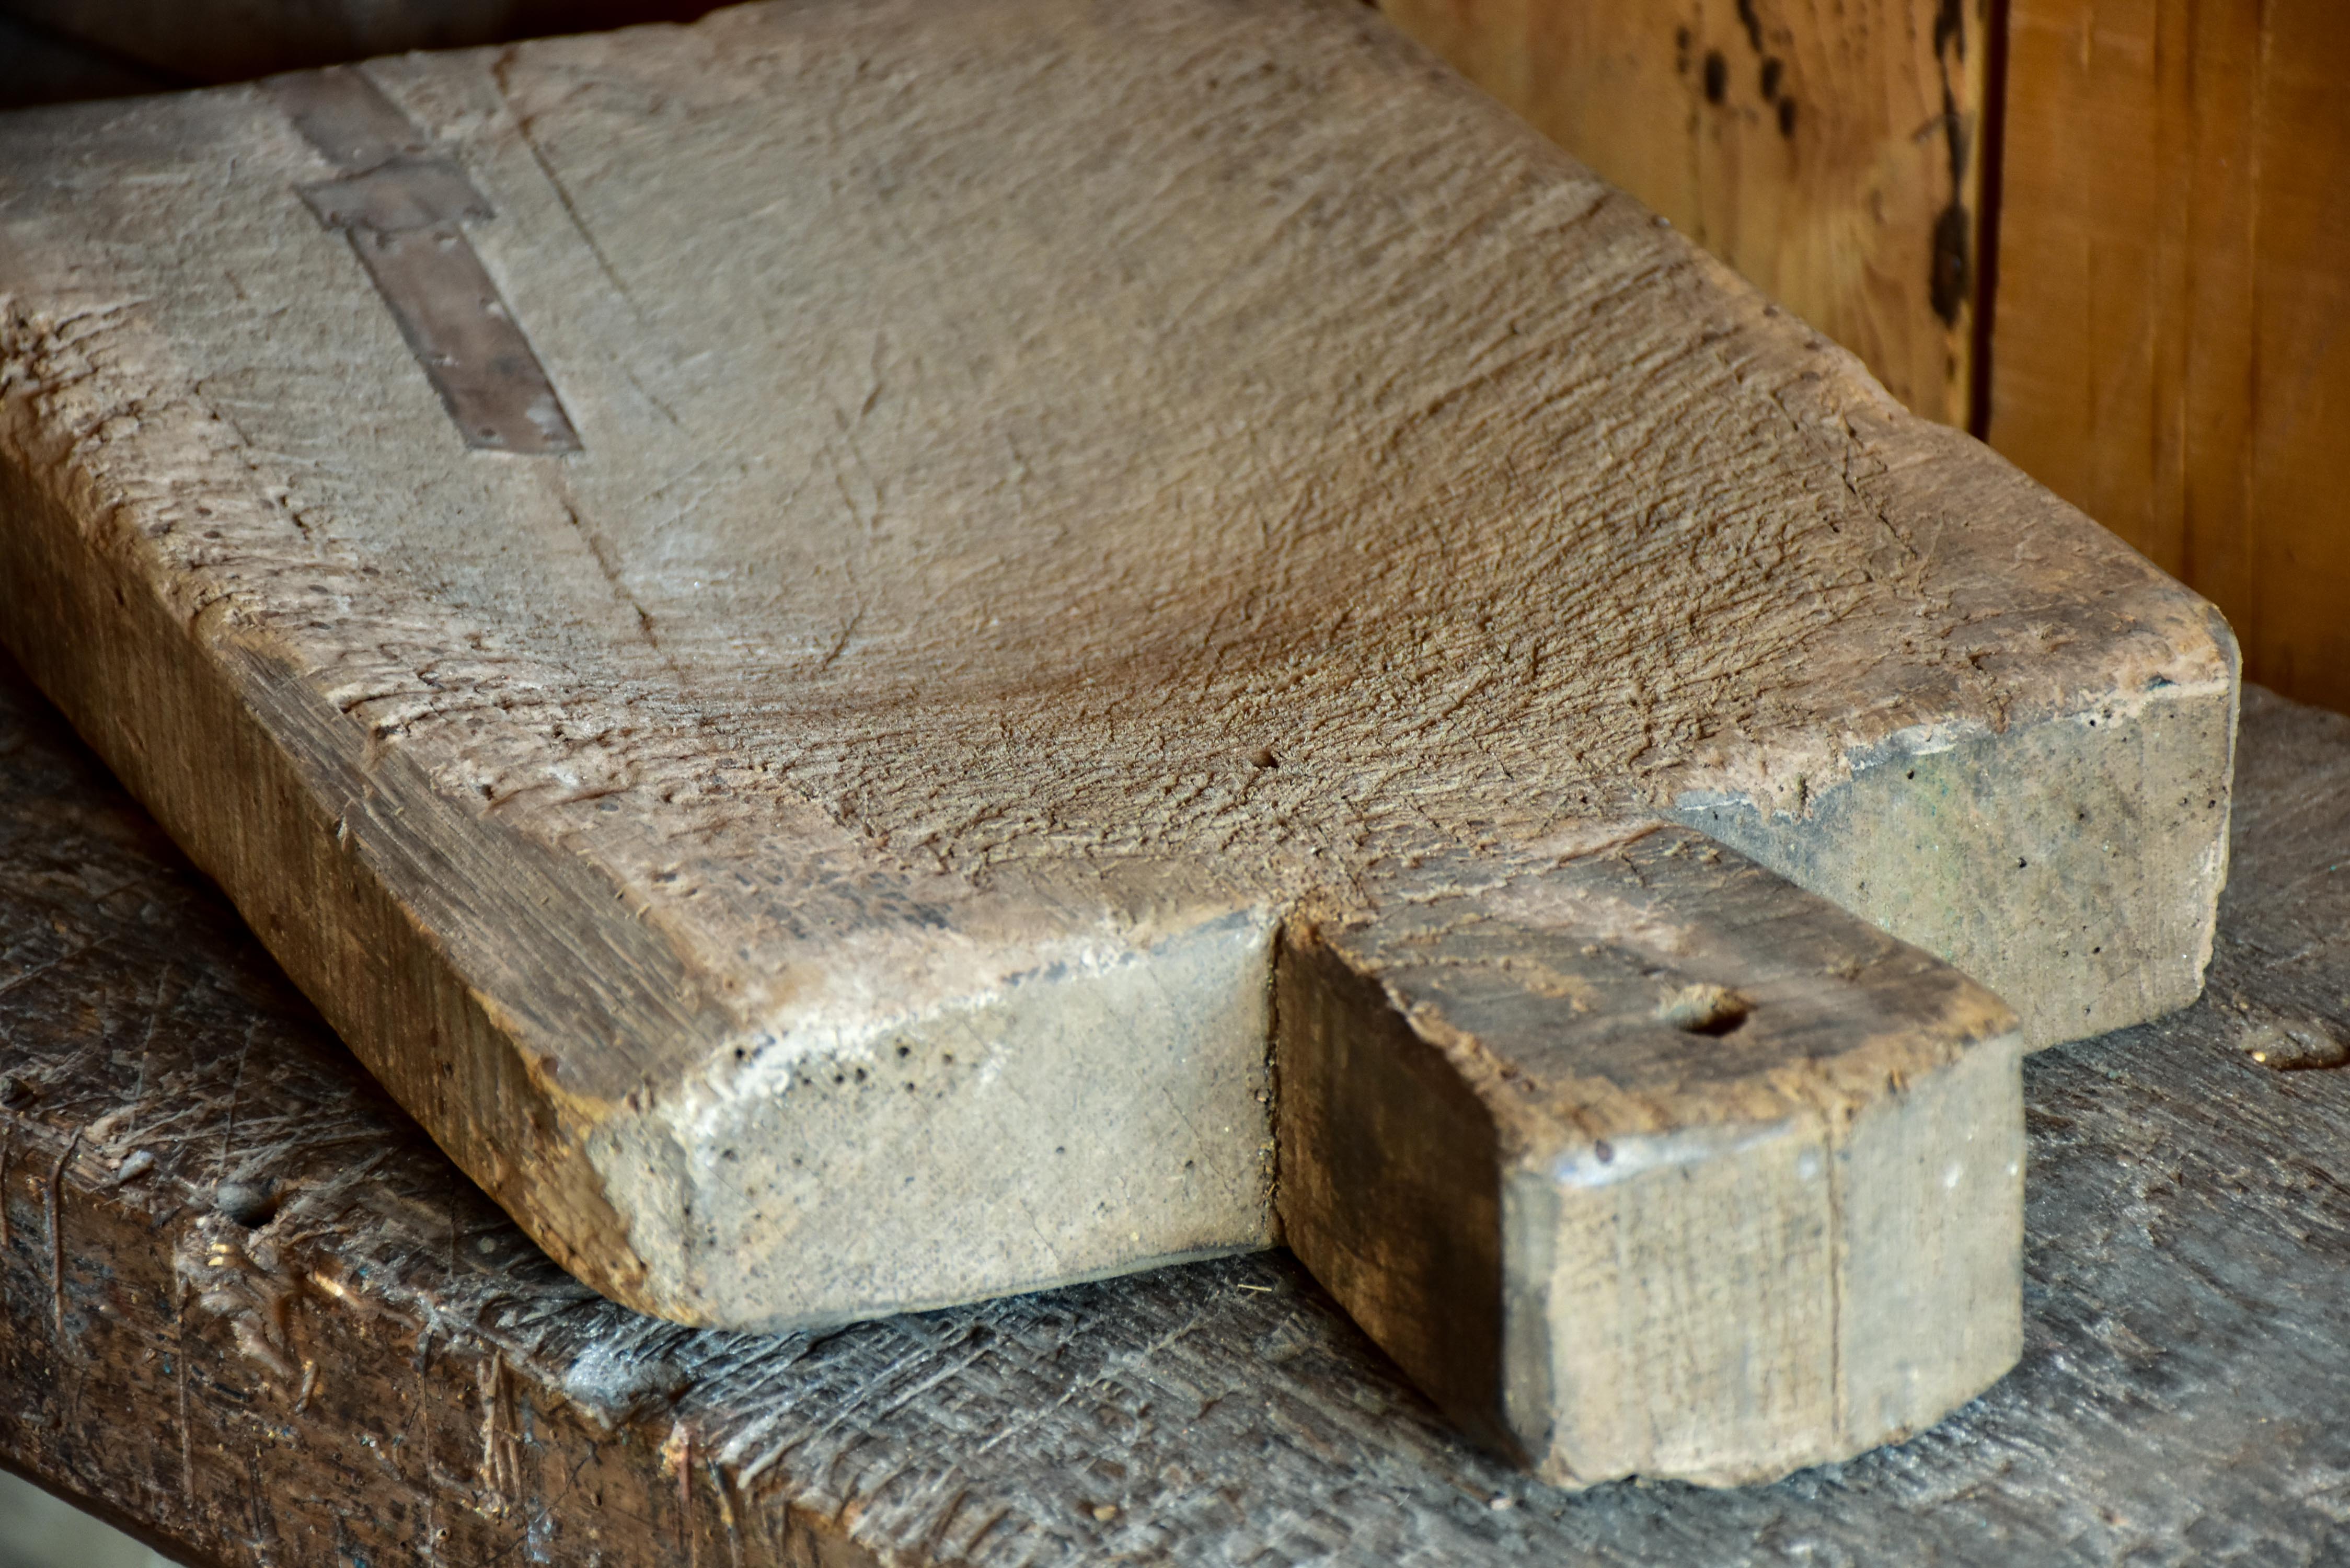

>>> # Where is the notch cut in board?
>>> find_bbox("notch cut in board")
[0,0,2231,1486]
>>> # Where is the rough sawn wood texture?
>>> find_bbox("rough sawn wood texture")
[1,659,2344,1565]
[0,0,2227,1482]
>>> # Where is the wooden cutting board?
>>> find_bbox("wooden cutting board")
[0,0,2232,1486]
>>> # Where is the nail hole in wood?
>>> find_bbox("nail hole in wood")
[1658,983,1750,1036]
[215,1180,281,1229]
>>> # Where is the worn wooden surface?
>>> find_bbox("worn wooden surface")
[1985,0,2350,716]
[0,653,2345,1564]
[1378,0,1989,427]
[1278,829,2022,1484]
[0,0,2227,1478]
[1381,0,2350,721]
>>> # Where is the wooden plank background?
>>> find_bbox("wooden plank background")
[1989,0,2350,713]
[1384,0,2350,714]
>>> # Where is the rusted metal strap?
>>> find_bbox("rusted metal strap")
[273,67,581,456]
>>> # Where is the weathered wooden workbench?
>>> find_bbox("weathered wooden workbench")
[0,652,2345,1564]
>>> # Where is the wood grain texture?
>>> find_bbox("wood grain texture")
[0,0,2228,1475]
[1986,0,2350,714]
[2,656,2346,1564]
[1377,0,1989,426]
[1278,829,2022,1485]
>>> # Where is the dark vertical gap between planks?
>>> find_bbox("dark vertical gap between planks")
[1969,0,2013,439]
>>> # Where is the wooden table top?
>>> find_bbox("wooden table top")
[2,650,2347,1564]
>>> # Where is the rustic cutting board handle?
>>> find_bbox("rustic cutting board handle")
[1278,825,2022,1486]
